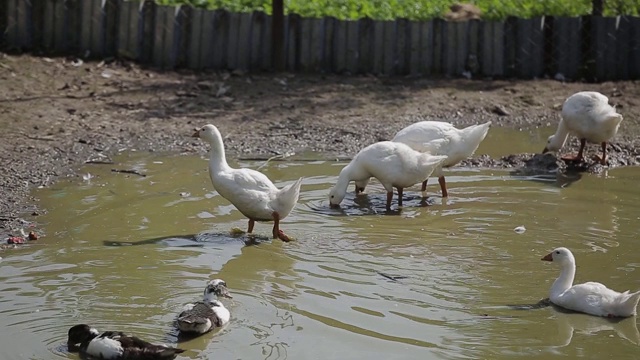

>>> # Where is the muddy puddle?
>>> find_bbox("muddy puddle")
[1,140,640,359]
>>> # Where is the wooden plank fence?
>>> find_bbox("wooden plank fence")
[2,0,640,80]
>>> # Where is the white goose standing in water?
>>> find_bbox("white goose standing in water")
[329,141,447,210]
[542,247,640,318]
[354,120,491,197]
[193,124,303,242]
[542,91,623,165]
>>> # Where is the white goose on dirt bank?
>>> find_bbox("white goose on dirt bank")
[354,121,491,198]
[329,141,447,210]
[192,124,303,242]
[541,247,640,318]
[542,91,623,165]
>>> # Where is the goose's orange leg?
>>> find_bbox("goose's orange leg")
[386,191,393,211]
[397,187,404,207]
[439,176,448,198]
[421,180,428,197]
[248,219,255,233]
[593,142,608,165]
[561,138,586,163]
[272,211,291,242]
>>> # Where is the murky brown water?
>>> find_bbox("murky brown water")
[2,128,640,359]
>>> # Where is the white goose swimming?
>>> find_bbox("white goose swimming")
[329,141,447,210]
[177,279,232,336]
[542,91,623,165]
[193,124,303,242]
[354,121,491,197]
[541,247,640,318]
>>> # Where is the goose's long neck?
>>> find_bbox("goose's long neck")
[207,134,231,173]
[335,165,354,195]
[551,260,575,297]
[551,120,570,149]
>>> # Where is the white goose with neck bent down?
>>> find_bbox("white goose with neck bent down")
[354,120,491,198]
[542,91,623,165]
[329,141,447,211]
[541,247,640,318]
[193,124,303,242]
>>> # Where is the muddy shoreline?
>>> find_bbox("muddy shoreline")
[1,53,639,239]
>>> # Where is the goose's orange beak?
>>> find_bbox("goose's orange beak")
[542,147,549,154]
[192,129,200,138]
[541,253,553,261]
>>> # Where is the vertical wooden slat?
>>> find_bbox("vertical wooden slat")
[226,12,239,69]
[127,0,142,59]
[395,18,408,75]
[236,12,251,70]
[357,18,373,74]
[492,21,504,76]
[5,0,17,47]
[420,21,433,75]
[80,0,93,53]
[117,0,130,57]
[165,6,179,68]
[532,17,545,78]
[299,17,311,71]
[553,17,581,80]
[188,7,203,69]
[443,22,455,75]
[90,0,105,56]
[199,9,215,69]
[615,16,630,80]
[322,17,335,72]
[30,0,45,50]
[630,17,640,79]
[43,1,55,50]
[249,11,263,71]
[455,22,468,75]
[212,10,229,69]
[152,5,166,67]
[372,20,384,74]
[104,0,119,56]
[54,0,67,52]
[261,13,272,70]
[309,18,324,72]
[66,0,82,53]
[285,13,300,71]
[140,0,155,63]
[593,16,609,80]
[175,6,189,67]
[0,0,7,47]
[16,0,30,48]
[332,18,346,73]
[345,20,358,74]
[432,19,443,74]
[382,21,395,75]
[409,21,421,76]
[467,20,480,75]
[504,18,517,77]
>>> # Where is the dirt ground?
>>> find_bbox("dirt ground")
[1,53,639,240]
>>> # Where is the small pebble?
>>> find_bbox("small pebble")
[514,225,526,234]
[28,231,38,240]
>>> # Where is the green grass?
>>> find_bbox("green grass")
[155,0,639,20]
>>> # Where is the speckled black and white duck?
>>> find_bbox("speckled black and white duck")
[176,279,232,336]
[67,324,185,360]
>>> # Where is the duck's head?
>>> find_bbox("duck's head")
[204,279,232,301]
[329,185,346,208]
[192,124,221,143]
[541,247,575,265]
[542,134,559,154]
[67,324,99,352]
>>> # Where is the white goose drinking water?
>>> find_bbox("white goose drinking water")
[354,120,491,197]
[542,91,623,165]
[67,324,185,360]
[177,279,232,336]
[541,247,640,318]
[193,124,303,242]
[329,141,447,210]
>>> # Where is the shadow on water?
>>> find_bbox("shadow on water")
[102,231,273,248]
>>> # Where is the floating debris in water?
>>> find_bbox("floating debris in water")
[28,231,38,240]
[82,173,93,182]
[514,225,526,234]
[7,236,24,244]
[179,192,190,197]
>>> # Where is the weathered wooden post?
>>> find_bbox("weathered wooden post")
[272,0,284,71]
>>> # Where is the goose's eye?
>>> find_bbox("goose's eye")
[330,195,334,199]
[555,251,560,254]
